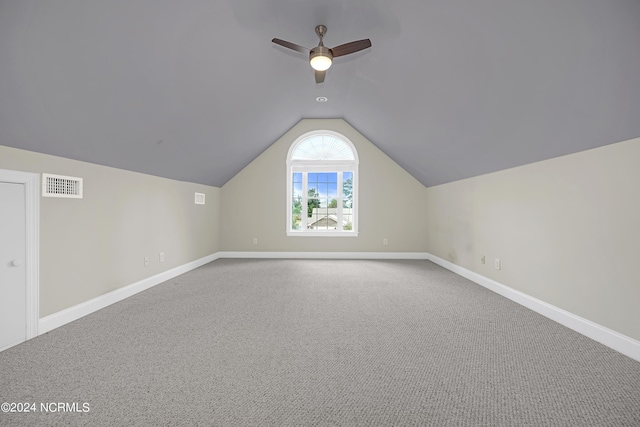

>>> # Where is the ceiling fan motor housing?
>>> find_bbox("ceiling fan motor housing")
[310,46,333,61]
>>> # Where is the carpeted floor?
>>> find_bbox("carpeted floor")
[1,259,639,426]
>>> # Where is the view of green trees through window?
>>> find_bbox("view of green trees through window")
[291,172,353,230]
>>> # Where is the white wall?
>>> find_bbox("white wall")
[0,145,221,317]
[425,137,640,341]
[220,119,427,253]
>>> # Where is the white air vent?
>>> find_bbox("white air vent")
[195,192,205,205]
[42,173,83,198]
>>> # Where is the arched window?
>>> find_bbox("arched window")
[286,130,359,236]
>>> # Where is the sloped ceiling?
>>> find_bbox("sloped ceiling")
[1,0,639,187]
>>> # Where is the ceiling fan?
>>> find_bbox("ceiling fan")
[272,25,372,84]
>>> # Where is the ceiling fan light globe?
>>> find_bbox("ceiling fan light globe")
[310,55,332,71]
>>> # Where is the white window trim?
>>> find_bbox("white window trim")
[286,130,359,237]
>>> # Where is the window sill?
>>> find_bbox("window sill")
[287,231,359,237]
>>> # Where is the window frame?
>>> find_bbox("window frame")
[286,130,359,237]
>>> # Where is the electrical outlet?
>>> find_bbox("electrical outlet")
[252,237,258,245]
[159,252,165,263]
[383,238,388,245]
[495,258,501,270]
[481,255,485,264]
[144,256,149,266]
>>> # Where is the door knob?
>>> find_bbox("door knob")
[11,259,22,267]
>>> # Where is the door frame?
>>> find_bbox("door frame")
[0,168,39,344]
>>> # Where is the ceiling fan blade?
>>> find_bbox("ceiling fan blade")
[330,39,372,57]
[315,70,326,84]
[272,38,309,54]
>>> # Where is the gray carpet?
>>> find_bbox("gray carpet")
[1,259,639,426]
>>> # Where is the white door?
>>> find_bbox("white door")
[0,181,27,350]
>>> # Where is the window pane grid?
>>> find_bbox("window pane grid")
[300,170,352,231]
[287,132,357,235]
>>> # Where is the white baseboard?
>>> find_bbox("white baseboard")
[424,252,640,363]
[0,338,26,353]
[216,251,430,260]
[38,253,220,335]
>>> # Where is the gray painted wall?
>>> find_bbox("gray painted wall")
[220,119,427,253]
[424,137,640,341]
[0,145,221,317]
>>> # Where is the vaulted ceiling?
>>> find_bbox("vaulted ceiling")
[1,0,639,187]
